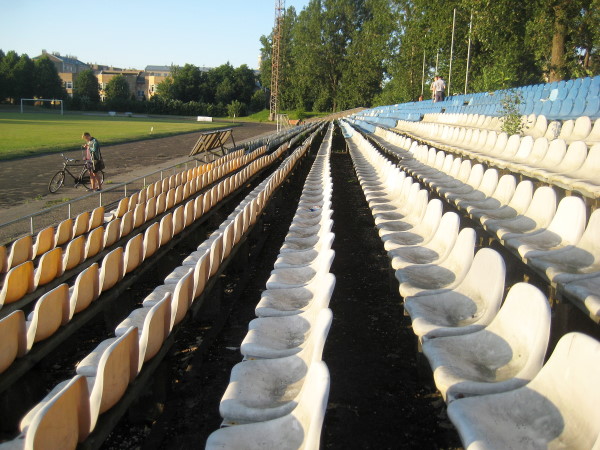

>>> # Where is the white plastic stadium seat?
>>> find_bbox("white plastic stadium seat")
[447,332,600,449]
[421,283,551,402]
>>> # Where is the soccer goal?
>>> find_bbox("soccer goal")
[20,98,64,115]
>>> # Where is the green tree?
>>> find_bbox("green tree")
[105,74,130,102]
[155,76,176,100]
[33,56,66,99]
[227,99,245,118]
[73,69,100,105]
[0,50,21,102]
[337,0,396,108]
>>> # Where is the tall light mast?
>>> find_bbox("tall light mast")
[269,0,284,121]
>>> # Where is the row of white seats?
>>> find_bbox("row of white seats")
[421,113,600,146]
[207,123,335,449]
[371,126,600,322]
[0,141,302,376]
[386,117,600,198]
[0,129,320,450]
[0,147,268,308]
[342,121,600,448]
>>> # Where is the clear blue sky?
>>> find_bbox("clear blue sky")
[0,0,310,70]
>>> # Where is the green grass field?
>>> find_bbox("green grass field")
[0,112,237,160]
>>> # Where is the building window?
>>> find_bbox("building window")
[65,81,73,89]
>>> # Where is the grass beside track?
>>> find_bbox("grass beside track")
[0,113,238,160]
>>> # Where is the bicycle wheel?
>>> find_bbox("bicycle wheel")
[48,171,65,193]
[79,168,92,190]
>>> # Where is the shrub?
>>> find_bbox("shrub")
[500,91,524,136]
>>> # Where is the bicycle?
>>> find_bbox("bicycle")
[48,153,105,193]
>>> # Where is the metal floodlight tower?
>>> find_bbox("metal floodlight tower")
[269,0,285,121]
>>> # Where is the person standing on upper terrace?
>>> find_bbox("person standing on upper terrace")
[433,75,446,103]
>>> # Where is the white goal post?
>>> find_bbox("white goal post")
[20,98,64,115]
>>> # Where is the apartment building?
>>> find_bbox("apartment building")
[34,51,173,100]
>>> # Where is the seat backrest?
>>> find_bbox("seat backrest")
[84,226,105,259]
[170,268,194,329]
[528,332,600,448]
[99,247,124,292]
[0,310,26,373]
[539,139,567,168]
[172,205,185,236]
[69,263,100,319]
[138,296,171,371]
[55,219,74,247]
[7,235,33,270]
[546,195,586,245]
[123,233,144,275]
[487,282,551,381]
[145,196,157,221]
[155,193,167,215]
[184,199,195,228]
[72,212,90,238]
[292,360,331,450]
[522,186,557,226]
[62,235,85,272]
[22,375,91,448]
[133,203,146,229]
[88,206,105,231]
[0,261,35,306]
[297,308,333,365]
[455,248,506,325]
[557,140,588,173]
[192,250,211,300]
[208,234,224,277]
[103,218,121,248]
[34,247,63,288]
[26,283,69,351]
[505,180,534,215]
[143,222,160,260]
[89,326,138,432]
[159,213,174,247]
[32,226,55,258]
[119,210,134,238]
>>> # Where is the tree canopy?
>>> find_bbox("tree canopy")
[259,0,600,111]
[0,51,65,103]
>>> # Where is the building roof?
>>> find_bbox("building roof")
[145,65,172,72]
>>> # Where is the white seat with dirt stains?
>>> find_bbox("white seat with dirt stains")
[504,195,586,256]
[447,332,600,449]
[422,283,551,403]
[395,228,476,298]
[380,198,442,248]
[273,233,334,269]
[404,248,505,341]
[241,305,332,360]
[256,272,336,318]
[388,212,460,270]
[526,208,600,284]
[265,249,335,290]
[206,361,330,450]
[218,309,332,425]
[483,186,557,240]
[560,274,600,322]
[473,180,532,222]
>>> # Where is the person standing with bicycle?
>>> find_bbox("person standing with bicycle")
[82,132,104,191]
